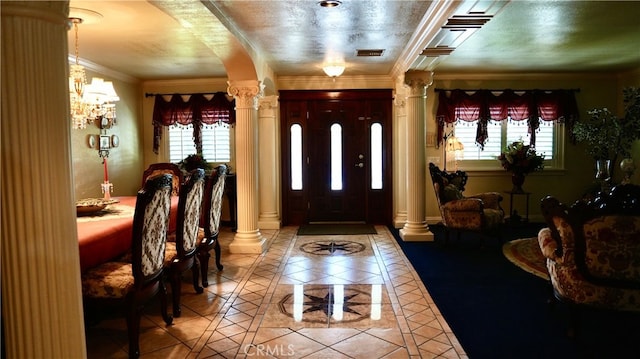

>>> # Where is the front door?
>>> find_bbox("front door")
[307,100,366,222]
[280,90,392,225]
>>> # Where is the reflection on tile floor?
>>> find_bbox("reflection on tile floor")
[85,226,467,358]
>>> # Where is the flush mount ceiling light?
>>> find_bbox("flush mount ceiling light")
[318,0,342,8]
[322,63,345,79]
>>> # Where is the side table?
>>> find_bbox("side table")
[503,190,531,223]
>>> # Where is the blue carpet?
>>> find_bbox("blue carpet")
[390,224,640,359]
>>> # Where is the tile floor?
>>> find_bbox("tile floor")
[85,225,467,358]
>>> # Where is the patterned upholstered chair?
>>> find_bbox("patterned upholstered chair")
[81,174,174,358]
[165,168,206,317]
[197,164,228,286]
[141,162,183,196]
[428,163,504,243]
[539,184,640,335]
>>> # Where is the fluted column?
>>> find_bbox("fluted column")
[400,71,434,241]
[393,76,408,228]
[227,80,267,253]
[2,1,87,358]
[257,95,281,229]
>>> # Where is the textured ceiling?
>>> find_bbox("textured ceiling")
[68,0,640,81]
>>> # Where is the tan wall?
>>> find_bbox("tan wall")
[425,71,640,223]
[71,71,639,224]
[71,68,143,199]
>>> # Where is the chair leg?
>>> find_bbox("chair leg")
[126,303,142,359]
[159,280,173,325]
[170,270,183,318]
[214,239,223,271]
[198,248,211,287]
[191,258,204,294]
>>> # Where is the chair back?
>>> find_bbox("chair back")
[131,173,173,285]
[202,165,228,238]
[428,162,468,205]
[175,168,206,256]
[542,184,640,288]
[142,163,183,196]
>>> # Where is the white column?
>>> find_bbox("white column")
[258,95,281,229]
[400,71,434,241]
[1,1,87,358]
[228,80,267,253]
[393,76,408,228]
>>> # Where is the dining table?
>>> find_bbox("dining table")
[76,196,179,272]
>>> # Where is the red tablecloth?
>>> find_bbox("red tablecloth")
[77,196,179,272]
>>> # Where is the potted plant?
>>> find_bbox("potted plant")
[573,87,640,180]
[179,153,212,174]
[498,140,545,193]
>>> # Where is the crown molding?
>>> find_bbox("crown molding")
[68,55,138,84]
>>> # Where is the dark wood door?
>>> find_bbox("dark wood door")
[280,90,392,225]
[307,101,366,222]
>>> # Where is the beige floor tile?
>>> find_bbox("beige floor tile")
[84,226,465,359]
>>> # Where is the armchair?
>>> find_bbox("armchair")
[539,184,640,334]
[428,163,504,243]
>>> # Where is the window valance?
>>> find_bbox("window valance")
[152,92,235,154]
[435,89,579,148]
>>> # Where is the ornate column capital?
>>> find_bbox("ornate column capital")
[258,95,279,114]
[227,80,264,109]
[404,71,434,97]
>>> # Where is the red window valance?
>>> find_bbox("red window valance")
[152,92,235,154]
[435,89,579,148]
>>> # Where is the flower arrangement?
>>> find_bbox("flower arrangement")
[498,140,545,175]
[179,153,211,172]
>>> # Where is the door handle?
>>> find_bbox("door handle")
[355,163,364,168]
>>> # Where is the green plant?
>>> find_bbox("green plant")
[179,153,211,172]
[573,87,640,162]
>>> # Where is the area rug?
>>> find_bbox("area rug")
[297,224,377,235]
[502,237,549,280]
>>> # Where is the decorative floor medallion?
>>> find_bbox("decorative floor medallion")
[277,284,383,324]
[299,240,366,256]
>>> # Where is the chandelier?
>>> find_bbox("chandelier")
[69,17,119,129]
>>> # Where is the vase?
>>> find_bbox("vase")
[511,173,526,193]
[595,159,611,182]
[595,159,612,193]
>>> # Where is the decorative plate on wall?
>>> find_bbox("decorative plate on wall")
[111,134,119,148]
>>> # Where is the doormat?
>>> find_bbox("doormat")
[297,224,377,235]
[502,237,549,280]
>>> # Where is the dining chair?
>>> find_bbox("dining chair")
[165,168,206,317]
[197,164,228,286]
[141,162,183,196]
[81,173,174,359]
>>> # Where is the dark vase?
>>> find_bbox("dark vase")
[511,173,526,193]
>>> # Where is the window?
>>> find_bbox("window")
[168,123,231,163]
[330,123,343,190]
[436,89,578,171]
[290,124,303,190]
[453,118,563,170]
[371,123,383,189]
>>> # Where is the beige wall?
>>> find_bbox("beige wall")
[425,71,640,223]
[71,68,143,199]
[71,70,639,224]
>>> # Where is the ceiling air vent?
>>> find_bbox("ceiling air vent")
[357,49,384,57]
[420,46,455,57]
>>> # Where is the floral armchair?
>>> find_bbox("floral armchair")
[538,184,640,333]
[428,163,505,243]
